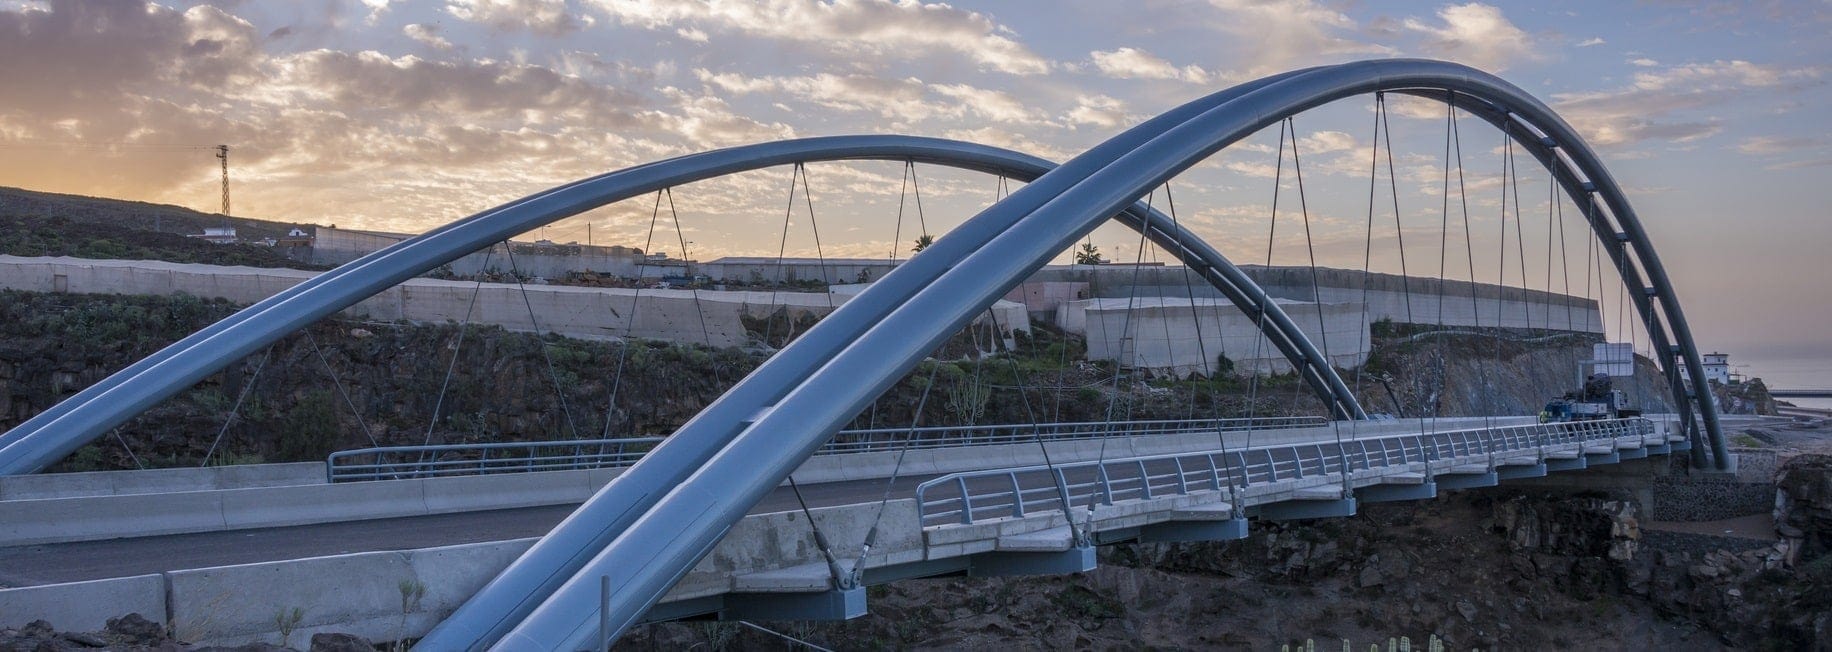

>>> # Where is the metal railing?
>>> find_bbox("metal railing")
[913,418,1656,526]
[325,415,1328,482]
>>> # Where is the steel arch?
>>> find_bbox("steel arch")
[0,132,1364,474]
[489,59,1727,649]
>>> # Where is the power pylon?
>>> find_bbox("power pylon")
[215,145,230,218]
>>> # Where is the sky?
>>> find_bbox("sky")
[0,0,1827,380]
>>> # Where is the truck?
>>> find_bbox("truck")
[1540,372,1642,422]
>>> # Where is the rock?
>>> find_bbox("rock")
[59,631,107,647]
[105,613,166,645]
[1455,599,1478,622]
[309,632,376,652]
[19,621,56,639]
[348,328,373,338]
[1357,564,1385,588]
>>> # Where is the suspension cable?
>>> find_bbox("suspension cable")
[889,161,912,263]
[1355,94,1383,410]
[502,245,583,440]
[1379,93,1419,419]
[306,329,377,448]
[200,344,274,466]
[423,244,495,447]
[109,428,144,470]
[1451,98,1496,427]
[1241,118,1290,491]
[1431,93,1456,426]
[1288,115,1355,491]
[1163,182,1214,421]
[735,621,835,652]
[599,190,666,438]
[663,188,723,370]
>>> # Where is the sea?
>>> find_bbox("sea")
[1737,352,1832,410]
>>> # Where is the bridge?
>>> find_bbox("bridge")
[0,59,1738,649]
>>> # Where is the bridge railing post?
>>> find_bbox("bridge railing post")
[956,476,974,525]
[1053,467,1074,514]
[1008,472,1025,518]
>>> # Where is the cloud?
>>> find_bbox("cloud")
[403,23,453,51]
[586,0,1052,75]
[1401,3,1541,72]
[1203,0,1389,77]
[1065,94,1129,129]
[931,84,1037,124]
[0,1,188,114]
[695,70,1041,125]
[1552,60,1820,147]
[1088,47,1211,84]
[1629,57,1658,67]
[1737,135,1826,155]
[1576,37,1604,47]
[283,50,645,126]
[360,0,394,25]
[446,0,592,35]
[696,69,938,122]
[1298,130,1357,154]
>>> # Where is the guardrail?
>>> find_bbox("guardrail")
[325,416,1328,482]
[913,418,1654,526]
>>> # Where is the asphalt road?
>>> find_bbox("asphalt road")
[0,472,943,588]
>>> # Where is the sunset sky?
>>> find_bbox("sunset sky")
[0,0,1827,380]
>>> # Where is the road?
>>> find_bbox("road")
[0,472,940,588]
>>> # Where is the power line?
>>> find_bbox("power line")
[0,140,216,151]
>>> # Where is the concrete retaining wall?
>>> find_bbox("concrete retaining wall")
[1066,297,1367,375]
[1032,264,1604,334]
[0,256,1028,347]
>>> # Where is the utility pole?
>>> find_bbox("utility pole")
[216,144,230,226]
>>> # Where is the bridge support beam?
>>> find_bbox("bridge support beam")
[968,546,1098,576]
[1436,471,1499,491]
[1619,446,1650,461]
[1137,518,1250,543]
[723,587,867,622]
[1585,451,1621,466]
[1356,481,1437,504]
[1546,455,1587,472]
[1496,463,1549,480]
[1257,496,1357,521]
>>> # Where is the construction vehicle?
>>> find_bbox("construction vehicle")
[1540,372,1642,422]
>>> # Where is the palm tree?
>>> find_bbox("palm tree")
[911,233,935,253]
[1074,241,1104,265]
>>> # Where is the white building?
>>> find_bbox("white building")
[189,227,237,244]
[1702,352,1731,385]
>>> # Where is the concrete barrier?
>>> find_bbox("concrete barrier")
[168,538,539,646]
[0,462,323,501]
[0,574,165,633]
[0,491,227,545]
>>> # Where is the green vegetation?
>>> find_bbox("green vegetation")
[0,215,323,270]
